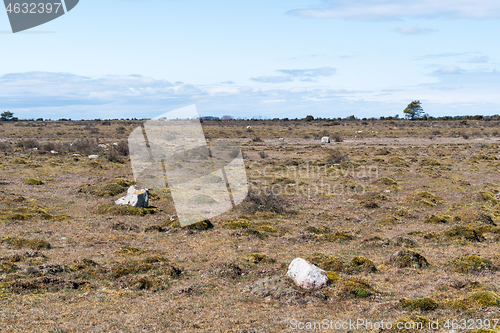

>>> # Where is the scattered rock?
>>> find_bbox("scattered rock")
[286,258,329,289]
[88,155,100,159]
[321,137,330,143]
[115,185,149,208]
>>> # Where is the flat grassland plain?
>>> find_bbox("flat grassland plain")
[1,119,500,332]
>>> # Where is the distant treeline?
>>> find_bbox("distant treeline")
[2,114,500,122]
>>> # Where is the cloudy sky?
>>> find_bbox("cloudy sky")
[1,0,499,119]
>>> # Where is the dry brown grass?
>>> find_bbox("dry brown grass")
[0,119,500,332]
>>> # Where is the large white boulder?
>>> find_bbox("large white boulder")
[286,258,329,289]
[321,137,330,143]
[115,185,149,208]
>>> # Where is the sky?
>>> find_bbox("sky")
[0,0,499,120]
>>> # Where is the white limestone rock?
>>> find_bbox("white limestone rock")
[321,137,330,143]
[115,185,149,208]
[286,258,329,289]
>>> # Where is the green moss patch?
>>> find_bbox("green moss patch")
[79,178,131,197]
[419,158,441,166]
[388,156,409,167]
[374,177,398,186]
[469,154,498,164]
[223,219,282,238]
[443,225,485,242]
[95,203,158,216]
[110,258,179,279]
[145,218,213,232]
[424,214,451,224]
[2,276,90,295]
[305,225,331,234]
[223,218,252,229]
[115,246,146,256]
[23,177,44,185]
[379,215,401,225]
[344,256,377,274]
[445,291,500,309]
[335,277,376,299]
[0,236,51,250]
[317,232,356,243]
[400,297,439,311]
[307,252,345,272]
[246,253,276,264]
[447,255,498,274]
[385,250,429,269]
[406,191,445,207]
[473,191,498,205]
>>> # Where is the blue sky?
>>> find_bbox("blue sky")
[1,0,499,119]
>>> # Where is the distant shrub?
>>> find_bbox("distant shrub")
[431,129,441,136]
[325,150,349,165]
[116,126,126,134]
[16,139,38,150]
[239,188,294,215]
[375,148,390,155]
[258,151,267,159]
[114,141,129,156]
[72,139,100,155]
[0,141,11,152]
[332,133,343,142]
[252,137,262,142]
[105,147,127,163]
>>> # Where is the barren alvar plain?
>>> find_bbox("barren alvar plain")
[1,118,500,332]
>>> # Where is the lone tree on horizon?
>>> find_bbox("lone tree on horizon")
[1,111,14,121]
[403,101,424,120]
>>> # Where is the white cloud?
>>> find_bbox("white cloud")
[462,56,490,63]
[3,70,500,120]
[433,65,463,74]
[251,67,336,84]
[288,0,500,20]
[250,76,293,83]
[394,26,436,35]
[277,66,336,78]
